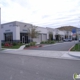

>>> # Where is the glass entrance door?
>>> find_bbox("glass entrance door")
[20,33,28,43]
[22,36,25,43]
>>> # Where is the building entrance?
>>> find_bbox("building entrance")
[20,33,28,43]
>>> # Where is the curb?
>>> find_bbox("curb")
[24,46,39,49]
[68,52,80,58]
[68,45,75,51]
[68,43,80,58]
[24,45,43,49]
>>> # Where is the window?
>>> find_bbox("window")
[4,33,13,42]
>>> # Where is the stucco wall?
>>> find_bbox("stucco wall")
[36,27,48,39]
[0,8,1,48]
[1,23,20,41]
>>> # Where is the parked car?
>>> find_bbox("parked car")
[68,39,72,41]
[63,39,72,42]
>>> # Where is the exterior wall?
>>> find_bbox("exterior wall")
[17,22,48,43]
[33,34,42,43]
[14,26,20,40]
[52,29,73,40]
[53,29,60,39]
[53,29,57,39]
[1,21,48,43]
[46,27,54,40]
[0,8,2,49]
[42,34,47,41]
[1,23,20,42]
[33,27,48,43]
[36,27,48,39]
[58,30,65,39]
[77,28,80,39]
[1,21,74,43]
[64,31,72,39]
[19,24,31,33]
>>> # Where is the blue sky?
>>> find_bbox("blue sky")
[0,0,80,28]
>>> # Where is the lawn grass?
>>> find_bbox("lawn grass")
[71,43,80,51]
[2,44,23,49]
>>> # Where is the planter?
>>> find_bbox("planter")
[24,45,43,49]
[38,44,43,47]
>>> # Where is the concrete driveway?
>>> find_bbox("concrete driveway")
[29,41,77,51]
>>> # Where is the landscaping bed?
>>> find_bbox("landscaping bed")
[40,40,55,44]
[71,43,80,51]
[2,42,23,49]
[24,42,43,49]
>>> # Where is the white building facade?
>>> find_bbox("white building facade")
[1,21,49,43]
[0,8,1,48]
[77,28,80,40]
[1,21,73,43]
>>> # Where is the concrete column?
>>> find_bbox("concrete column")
[0,8,1,49]
[13,26,20,41]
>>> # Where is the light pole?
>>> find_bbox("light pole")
[0,8,1,49]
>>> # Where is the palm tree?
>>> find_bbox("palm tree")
[28,25,40,42]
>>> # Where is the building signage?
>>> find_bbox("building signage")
[23,29,27,31]
[5,30,10,32]
[23,30,28,32]
[72,28,76,33]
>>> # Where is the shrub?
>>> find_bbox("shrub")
[4,43,13,47]
[40,41,45,44]
[51,41,54,43]
[25,42,36,47]
[29,42,36,46]
[44,41,48,44]
[25,44,30,47]
[12,42,17,46]
[39,44,43,47]
[2,43,4,46]
[41,40,55,44]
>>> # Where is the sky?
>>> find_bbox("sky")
[0,0,80,28]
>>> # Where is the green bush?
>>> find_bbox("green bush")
[25,42,36,48]
[29,42,36,46]
[48,41,50,44]
[44,41,48,44]
[51,41,54,43]
[40,41,45,44]
[41,40,55,44]
[25,44,30,47]
[12,42,17,46]
[2,43,4,46]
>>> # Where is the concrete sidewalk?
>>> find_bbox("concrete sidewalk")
[1,49,80,60]
[68,51,80,58]
[1,41,80,60]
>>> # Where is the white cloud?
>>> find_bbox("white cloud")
[0,0,80,28]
